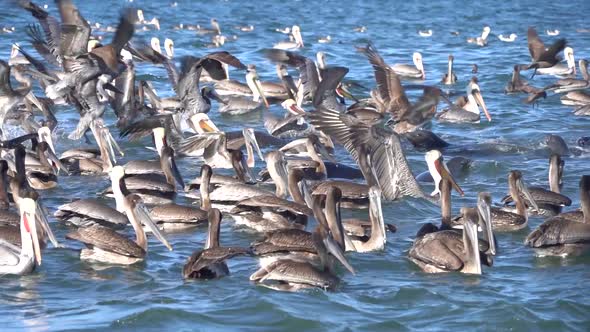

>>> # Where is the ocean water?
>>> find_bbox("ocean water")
[1,0,590,331]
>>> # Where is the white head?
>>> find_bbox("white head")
[149,18,160,30]
[37,126,55,155]
[150,37,162,53]
[152,127,167,157]
[564,47,575,71]
[136,9,145,22]
[412,52,425,78]
[189,113,219,133]
[10,43,19,58]
[281,99,305,115]
[291,25,304,47]
[482,26,491,39]
[316,51,326,69]
[87,39,100,52]
[425,150,443,196]
[164,38,174,58]
[120,48,133,61]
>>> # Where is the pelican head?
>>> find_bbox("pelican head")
[164,38,174,58]
[467,77,491,121]
[477,192,496,256]
[291,25,304,47]
[281,99,305,115]
[316,51,326,69]
[150,37,161,53]
[87,39,101,52]
[482,26,491,39]
[188,113,219,134]
[136,9,145,22]
[211,18,221,34]
[564,47,575,73]
[245,65,269,108]
[412,52,425,78]
[425,150,464,197]
[509,171,539,214]
[459,207,482,275]
[160,146,184,190]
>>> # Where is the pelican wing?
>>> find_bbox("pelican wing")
[312,66,348,111]
[252,260,338,289]
[265,49,319,103]
[198,51,247,80]
[56,0,91,58]
[177,132,223,155]
[231,195,312,216]
[527,27,546,61]
[525,217,590,247]
[0,61,15,96]
[185,247,249,274]
[357,43,411,118]
[409,231,464,271]
[119,114,177,140]
[66,225,145,258]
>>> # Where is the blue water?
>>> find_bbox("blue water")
[1,0,590,331]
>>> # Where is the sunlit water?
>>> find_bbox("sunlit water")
[1,0,590,331]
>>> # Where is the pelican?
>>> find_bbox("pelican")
[195,18,221,35]
[343,187,386,252]
[409,207,484,274]
[356,44,443,133]
[537,47,576,77]
[273,25,304,50]
[436,77,491,123]
[457,171,538,232]
[525,175,590,256]
[502,154,571,217]
[467,26,491,46]
[250,195,355,291]
[498,33,517,42]
[318,35,331,43]
[441,54,457,85]
[546,29,560,36]
[136,9,160,30]
[25,141,69,190]
[230,194,311,232]
[66,192,172,265]
[234,24,254,32]
[392,52,425,79]
[545,59,589,94]
[418,30,432,37]
[183,208,250,279]
[0,198,42,275]
[54,198,128,229]
[525,27,567,77]
[218,65,270,115]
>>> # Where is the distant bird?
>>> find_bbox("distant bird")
[546,29,560,36]
[318,35,331,43]
[467,26,491,46]
[525,26,567,77]
[498,33,517,42]
[418,29,433,37]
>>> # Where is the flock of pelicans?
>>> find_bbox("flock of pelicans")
[0,1,589,292]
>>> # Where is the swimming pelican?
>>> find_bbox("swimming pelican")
[545,59,589,94]
[318,35,331,43]
[498,33,517,42]
[409,207,484,274]
[218,65,270,115]
[392,52,425,79]
[467,26,491,46]
[502,154,571,217]
[273,25,304,50]
[525,175,590,256]
[441,54,457,85]
[0,198,42,275]
[234,24,254,32]
[418,29,432,37]
[537,47,576,77]
[196,18,221,35]
[546,29,560,36]
[182,208,250,279]
[136,9,160,30]
[436,77,491,123]
[66,193,172,265]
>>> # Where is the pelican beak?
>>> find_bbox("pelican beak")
[102,128,124,163]
[518,178,539,212]
[323,232,355,275]
[206,88,227,105]
[135,201,173,251]
[167,154,185,190]
[241,154,257,184]
[36,200,61,248]
[25,91,44,112]
[463,218,482,275]
[252,75,270,108]
[44,147,69,175]
[288,104,306,115]
[27,210,42,266]
[434,157,464,196]
[245,128,264,161]
[336,85,358,102]
[477,196,496,256]
[198,119,217,133]
[473,90,491,122]
[369,187,386,248]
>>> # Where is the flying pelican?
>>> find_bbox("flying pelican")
[525,27,567,77]
[537,47,576,77]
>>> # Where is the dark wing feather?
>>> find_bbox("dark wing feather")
[409,231,464,271]
[525,217,590,247]
[0,60,15,96]
[527,27,546,61]
[312,66,348,110]
[119,115,175,140]
[111,9,136,55]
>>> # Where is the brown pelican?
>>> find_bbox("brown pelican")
[25,141,68,190]
[436,77,491,123]
[545,59,589,94]
[230,195,311,232]
[182,208,250,279]
[467,26,491,46]
[441,55,457,85]
[357,43,443,133]
[537,47,575,77]
[456,171,538,232]
[54,199,128,229]
[0,198,42,275]
[502,154,571,216]
[250,196,355,291]
[60,120,118,175]
[525,27,567,77]
[498,33,517,42]
[178,128,263,169]
[66,194,172,265]
[505,64,544,95]
[525,175,590,256]
[392,52,425,79]
[308,78,437,202]
[273,25,304,50]
[217,66,270,115]
[409,207,484,274]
